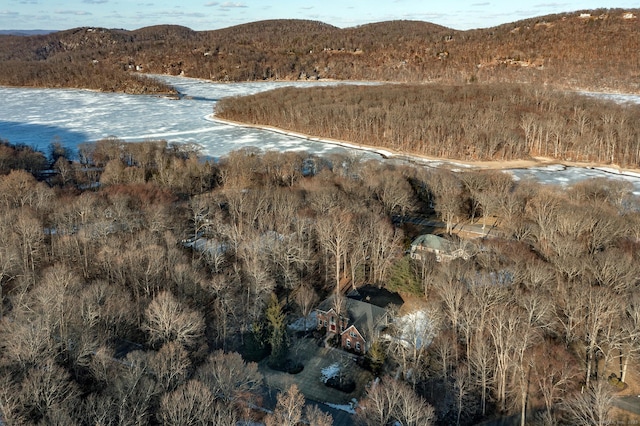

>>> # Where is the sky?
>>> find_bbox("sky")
[1,0,638,32]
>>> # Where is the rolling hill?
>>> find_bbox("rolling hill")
[0,8,638,93]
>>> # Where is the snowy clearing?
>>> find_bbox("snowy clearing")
[321,363,341,383]
[394,310,436,350]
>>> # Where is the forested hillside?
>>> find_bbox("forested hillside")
[215,83,640,168]
[0,8,639,92]
[0,139,639,424]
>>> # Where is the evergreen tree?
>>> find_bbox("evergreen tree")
[266,293,288,368]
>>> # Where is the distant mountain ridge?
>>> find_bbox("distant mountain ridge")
[0,9,638,93]
[0,30,54,36]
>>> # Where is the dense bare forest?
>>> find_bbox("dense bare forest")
[0,8,639,92]
[0,139,639,425]
[215,83,640,168]
[0,60,177,94]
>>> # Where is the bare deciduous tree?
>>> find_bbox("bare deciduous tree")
[0,169,52,210]
[363,166,415,216]
[452,366,471,426]
[294,282,319,332]
[430,329,456,382]
[13,208,44,275]
[149,341,191,393]
[143,290,205,349]
[428,169,464,235]
[524,188,561,252]
[362,212,403,285]
[158,380,214,426]
[387,307,438,388]
[0,212,19,320]
[331,292,347,319]
[532,344,579,426]
[196,350,263,403]
[240,236,276,326]
[579,286,619,389]
[264,384,304,426]
[315,208,354,293]
[560,381,613,426]
[13,358,80,424]
[111,350,158,426]
[207,274,240,350]
[305,404,334,426]
[356,377,435,426]
[468,332,494,417]
[487,305,525,413]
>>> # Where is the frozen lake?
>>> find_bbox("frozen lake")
[1,75,640,194]
[0,75,379,159]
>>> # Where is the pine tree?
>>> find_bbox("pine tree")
[266,293,288,368]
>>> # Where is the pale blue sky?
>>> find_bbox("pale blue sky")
[1,0,638,31]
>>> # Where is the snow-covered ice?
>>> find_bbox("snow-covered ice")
[2,75,640,193]
[508,164,640,195]
[0,75,380,160]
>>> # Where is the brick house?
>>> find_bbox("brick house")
[315,293,390,354]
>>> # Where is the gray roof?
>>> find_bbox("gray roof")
[347,298,387,338]
[411,234,456,253]
[346,285,404,309]
[317,294,387,339]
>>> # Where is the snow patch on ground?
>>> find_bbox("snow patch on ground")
[395,310,436,350]
[321,363,341,383]
[324,402,357,414]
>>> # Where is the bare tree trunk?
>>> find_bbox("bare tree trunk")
[520,366,530,426]
[585,347,593,390]
[620,349,629,383]
[335,249,341,294]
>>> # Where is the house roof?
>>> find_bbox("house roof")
[317,294,387,340]
[347,285,404,309]
[411,234,456,253]
[347,298,387,339]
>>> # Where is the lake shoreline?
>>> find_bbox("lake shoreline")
[210,115,640,178]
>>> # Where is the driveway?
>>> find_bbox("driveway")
[613,395,640,416]
[259,336,373,406]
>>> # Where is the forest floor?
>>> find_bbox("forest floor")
[400,213,501,240]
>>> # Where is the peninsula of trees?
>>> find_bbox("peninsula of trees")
[215,83,640,168]
[0,8,639,93]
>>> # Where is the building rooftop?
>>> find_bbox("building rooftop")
[411,234,457,253]
[317,294,389,338]
[346,285,404,309]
